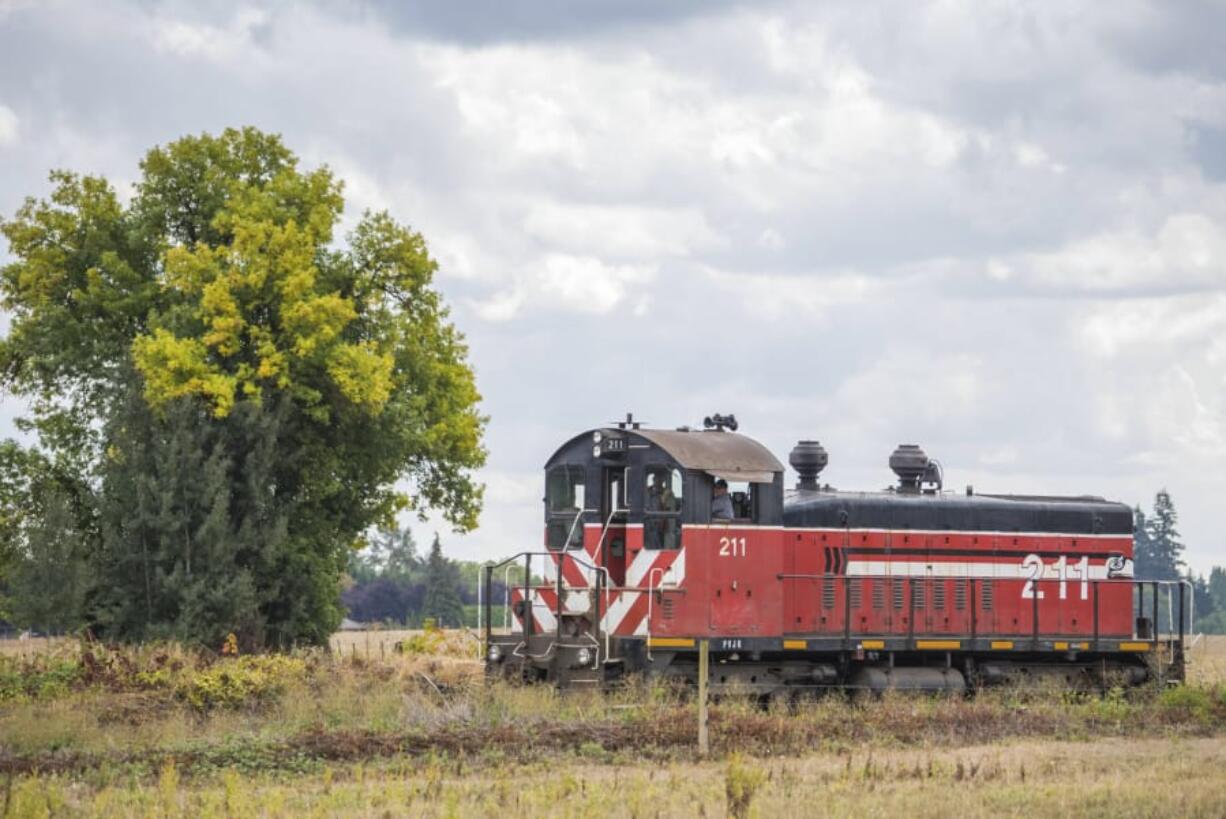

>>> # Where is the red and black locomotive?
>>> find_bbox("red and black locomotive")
[481,415,1188,694]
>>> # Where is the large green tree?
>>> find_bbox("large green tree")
[0,128,486,646]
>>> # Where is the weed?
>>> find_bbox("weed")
[725,753,766,819]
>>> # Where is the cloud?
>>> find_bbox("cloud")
[1080,292,1226,359]
[472,254,655,320]
[1010,213,1226,294]
[701,267,880,321]
[358,0,761,44]
[0,104,16,146]
[521,201,720,260]
[149,7,271,63]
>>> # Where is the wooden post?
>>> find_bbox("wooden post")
[697,639,710,757]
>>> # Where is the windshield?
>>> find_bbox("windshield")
[546,465,586,550]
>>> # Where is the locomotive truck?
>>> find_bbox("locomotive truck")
[481,415,1189,695]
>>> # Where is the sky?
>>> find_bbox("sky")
[0,0,1223,573]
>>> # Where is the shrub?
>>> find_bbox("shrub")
[176,655,307,710]
[1156,684,1219,723]
[396,629,446,656]
[0,656,83,702]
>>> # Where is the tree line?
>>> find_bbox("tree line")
[1133,489,1226,634]
[340,527,524,629]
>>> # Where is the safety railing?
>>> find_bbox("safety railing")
[481,550,611,668]
[774,574,1189,678]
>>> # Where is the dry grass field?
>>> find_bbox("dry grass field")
[0,631,1223,817]
[1188,634,1226,685]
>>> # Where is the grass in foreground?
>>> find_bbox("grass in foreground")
[5,736,1226,818]
[1,634,1225,817]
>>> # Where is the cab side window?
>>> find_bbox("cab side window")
[644,466,683,550]
[545,465,586,550]
[725,480,753,520]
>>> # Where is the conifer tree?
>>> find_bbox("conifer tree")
[1143,489,1184,581]
[5,486,91,632]
[421,534,464,628]
[1133,506,1159,579]
[1210,567,1226,613]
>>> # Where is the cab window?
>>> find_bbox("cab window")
[725,480,753,521]
[707,476,761,523]
[546,465,586,550]
[644,466,683,550]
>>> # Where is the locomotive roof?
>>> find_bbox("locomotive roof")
[633,428,784,479]
[546,427,784,481]
[784,488,1134,535]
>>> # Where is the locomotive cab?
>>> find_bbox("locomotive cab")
[485,418,785,685]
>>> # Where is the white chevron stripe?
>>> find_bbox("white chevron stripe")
[666,548,685,585]
[633,607,649,636]
[626,548,670,587]
[601,590,639,633]
[529,591,556,632]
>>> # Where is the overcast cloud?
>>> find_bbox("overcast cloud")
[1,0,1223,572]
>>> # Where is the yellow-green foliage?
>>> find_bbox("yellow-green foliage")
[396,628,446,656]
[176,655,308,710]
[1158,683,1226,723]
[129,165,398,420]
[725,753,767,819]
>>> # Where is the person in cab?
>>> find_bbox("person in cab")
[647,471,678,548]
[711,478,734,520]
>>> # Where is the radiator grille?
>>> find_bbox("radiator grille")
[954,578,967,611]
[933,580,946,610]
[892,580,904,610]
[822,580,835,610]
[982,580,994,611]
[913,581,925,610]
[849,580,862,610]
[872,580,885,609]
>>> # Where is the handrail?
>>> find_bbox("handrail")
[561,507,596,555]
[592,506,624,574]
[645,565,673,661]
[773,574,1189,661]
[502,564,518,630]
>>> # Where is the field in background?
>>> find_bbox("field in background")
[1189,634,1226,685]
[0,630,1224,816]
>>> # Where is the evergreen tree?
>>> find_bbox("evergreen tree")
[421,534,464,628]
[350,526,419,585]
[1210,567,1226,614]
[1133,506,1159,579]
[92,379,271,647]
[1190,573,1216,622]
[1142,489,1184,581]
[5,486,91,633]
